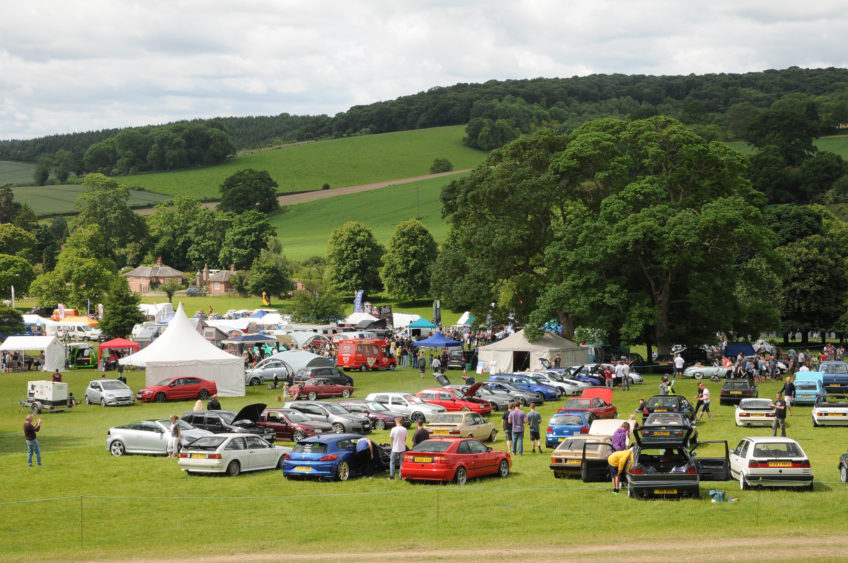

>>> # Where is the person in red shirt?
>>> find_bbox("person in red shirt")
[52,370,62,382]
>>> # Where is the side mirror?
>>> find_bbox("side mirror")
[486,447,492,452]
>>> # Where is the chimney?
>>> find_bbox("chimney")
[230,263,236,272]
[156,256,163,266]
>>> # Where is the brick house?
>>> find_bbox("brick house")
[197,265,238,296]
[125,258,184,293]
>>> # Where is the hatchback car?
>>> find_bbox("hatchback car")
[245,358,293,386]
[734,398,776,427]
[545,412,591,448]
[556,391,618,421]
[283,401,372,433]
[720,379,758,405]
[178,433,290,476]
[283,434,371,481]
[416,388,493,415]
[811,400,848,427]
[640,395,695,422]
[293,366,354,386]
[425,412,497,442]
[445,383,511,411]
[334,399,410,430]
[479,382,543,406]
[730,437,813,490]
[181,404,277,443]
[290,378,354,400]
[85,379,135,407]
[106,418,211,456]
[136,376,217,403]
[401,437,511,485]
[257,408,332,441]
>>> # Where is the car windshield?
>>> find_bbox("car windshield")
[323,403,349,414]
[410,441,452,453]
[795,384,817,391]
[186,436,226,450]
[446,390,465,400]
[645,413,685,425]
[564,399,591,409]
[551,415,584,426]
[282,411,309,422]
[292,442,328,453]
[431,414,463,424]
[366,401,389,412]
[646,397,677,409]
[216,412,236,424]
[101,381,128,390]
[821,363,848,374]
[725,381,751,390]
[404,394,426,404]
[752,442,803,458]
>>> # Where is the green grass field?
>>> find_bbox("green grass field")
[1,362,846,560]
[8,185,167,215]
[122,125,485,199]
[271,173,463,261]
[0,160,37,184]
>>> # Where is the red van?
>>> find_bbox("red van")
[336,339,397,371]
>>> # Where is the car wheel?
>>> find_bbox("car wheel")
[627,486,634,498]
[109,441,126,457]
[461,407,471,412]
[85,395,91,405]
[332,423,345,433]
[453,466,467,485]
[498,459,509,478]
[250,377,260,386]
[375,420,386,431]
[841,464,847,483]
[155,392,167,403]
[812,417,819,427]
[100,398,106,407]
[694,371,704,380]
[308,391,318,401]
[489,429,497,442]
[518,397,526,406]
[388,363,396,370]
[276,456,285,469]
[411,411,424,423]
[335,461,351,481]
[292,430,306,442]
[341,389,351,398]
[807,481,814,492]
[739,472,748,490]
[226,460,241,476]
[360,364,368,372]
[198,390,209,400]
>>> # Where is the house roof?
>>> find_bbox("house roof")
[208,270,236,282]
[125,265,184,278]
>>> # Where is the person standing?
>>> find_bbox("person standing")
[527,403,542,453]
[167,414,181,458]
[24,414,42,467]
[659,376,669,396]
[388,417,407,480]
[502,403,514,453]
[355,436,375,479]
[604,364,614,389]
[693,382,705,418]
[508,403,527,456]
[779,377,795,416]
[607,448,633,494]
[611,422,630,452]
[554,353,562,368]
[620,358,631,391]
[411,419,430,447]
[697,383,712,422]
[770,392,787,437]
[431,355,441,374]
[673,353,684,378]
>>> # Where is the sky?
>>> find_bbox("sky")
[2,0,847,140]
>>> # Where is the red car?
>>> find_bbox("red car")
[555,388,617,421]
[257,408,333,442]
[402,437,511,484]
[136,376,217,403]
[416,388,493,415]
[289,378,354,400]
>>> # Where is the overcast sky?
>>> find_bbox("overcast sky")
[2,0,847,140]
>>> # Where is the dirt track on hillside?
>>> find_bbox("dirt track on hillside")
[133,169,470,215]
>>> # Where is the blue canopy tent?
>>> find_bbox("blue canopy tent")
[413,332,461,347]
[723,342,756,358]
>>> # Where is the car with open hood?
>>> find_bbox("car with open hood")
[181,403,277,442]
[640,394,695,423]
[445,382,511,412]
[85,379,135,407]
[334,399,410,431]
[556,388,618,422]
[734,398,776,427]
[626,424,730,499]
[283,400,372,433]
[256,408,332,441]
[720,379,758,405]
[106,418,211,456]
[812,400,848,427]
[178,433,291,476]
[416,388,493,415]
[488,374,559,400]
[425,412,497,442]
[137,376,217,403]
[730,437,813,490]
[479,381,544,406]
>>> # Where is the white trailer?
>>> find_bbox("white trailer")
[21,380,68,414]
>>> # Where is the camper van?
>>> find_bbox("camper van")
[336,338,397,371]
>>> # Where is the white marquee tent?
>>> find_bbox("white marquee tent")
[478,329,589,374]
[270,350,333,372]
[120,303,245,396]
[0,336,65,372]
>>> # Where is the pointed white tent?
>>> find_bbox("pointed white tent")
[120,303,245,396]
[478,329,589,373]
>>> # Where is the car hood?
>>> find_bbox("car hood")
[582,388,613,403]
[234,403,267,423]
[463,382,483,398]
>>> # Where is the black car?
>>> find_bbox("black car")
[720,379,758,405]
[292,366,354,387]
[447,348,477,370]
[640,395,695,423]
[636,412,698,448]
[181,403,277,443]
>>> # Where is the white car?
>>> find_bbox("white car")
[812,401,848,427]
[364,392,446,422]
[524,371,579,396]
[178,433,292,476]
[106,419,211,456]
[734,398,776,427]
[729,437,813,490]
[85,379,135,407]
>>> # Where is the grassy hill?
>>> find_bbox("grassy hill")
[9,185,166,216]
[0,160,37,184]
[122,125,485,199]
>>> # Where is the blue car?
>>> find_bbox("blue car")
[545,411,591,448]
[283,433,366,481]
[488,375,559,400]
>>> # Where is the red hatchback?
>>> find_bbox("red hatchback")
[136,376,218,403]
[555,388,617,421]
[289,378,354,401]
[416,388,493,415]
[402,437,511,485]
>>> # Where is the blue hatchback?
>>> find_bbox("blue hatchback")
[545,411,591,448]
[488,375,559,400]
[283,433,365,481]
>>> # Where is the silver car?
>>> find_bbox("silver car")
[106,419,211,456]
[245,358,293,386]
[85,379,135,406]
[282,401,372,434]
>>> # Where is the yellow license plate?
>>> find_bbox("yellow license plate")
[413,457,433,463]
[294,466,312,472]
[190,453,206,459]
[752,414,764,417]
[653,431,670,436]
[654,409,667,412]
[558,437,566,441]
[829,384,839,387]
[565,459,581,465]
[434,430,449,434]
[654,489,678,495]
[730,391,742,395]
[768,462,791,468]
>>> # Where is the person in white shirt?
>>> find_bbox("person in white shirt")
[673,353,685,378]
[620,359,631,391]
[388,417,408,480]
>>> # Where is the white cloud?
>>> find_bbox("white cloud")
[2,0,848,139]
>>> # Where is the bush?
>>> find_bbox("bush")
[429,158,453,174]
[322,183,330,190]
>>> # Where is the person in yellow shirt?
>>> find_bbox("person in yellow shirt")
[607,448,634,494]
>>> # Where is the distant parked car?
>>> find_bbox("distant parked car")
[181,404,277,443]
[812,400,848,427]
[185,287,206,297]
[292,366,354,387]
[334,399,410,430]
[734,398,776,427]
[256,408,332,441]
[85,379,135,407]
[245,358,293,386]
[283,400,372,434]
[720,379,758,405]
[178,434,290,476]
[425,412,498,442]
[136,376,217,403]
[416,387,492,415]
[106,418,211,456]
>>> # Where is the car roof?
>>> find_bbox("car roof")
[741,436,801,444]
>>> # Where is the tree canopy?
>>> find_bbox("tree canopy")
[381,219,438,301]
[218,168,280,214]
[326,221,385,294]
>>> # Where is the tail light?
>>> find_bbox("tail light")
[449,430,460,435]
[748,460,762,468]
[686,467,697,474]
[580,426,589,434]
[551,457,557,463]
[284,454,291,460]
[208,454,221,459]
[795,460,811,468]
[739,413,749,417]
[433,456,448,464]
[631,468,645,475]
[546,426,553,433]
[318,454,338,461]
[179,452,188,458]
[643,409,649,414]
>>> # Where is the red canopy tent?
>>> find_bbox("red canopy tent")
[98,338,140,363]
